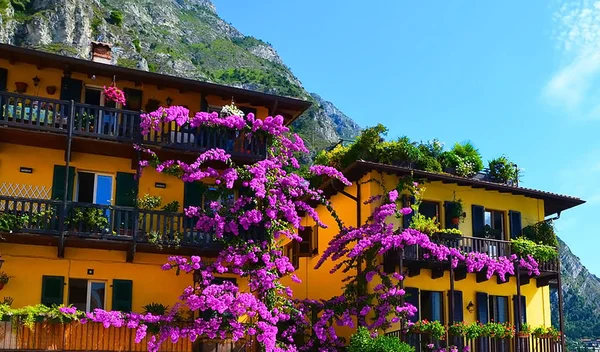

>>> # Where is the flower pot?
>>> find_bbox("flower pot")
[518,332,530,338]
[46,85,57,95]
[15,82,28,93]
[0,282,5,290]
[451,217,460,225]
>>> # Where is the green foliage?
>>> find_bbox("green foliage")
[409,213,439,236]
[0,272,10,285]
[143,302,169,315]
[436,228,463,236]
[117,57,138,69]
[488,156,520,184]
[162,200,180,213]
[0,304,84,329]
[0,213,21,232]
[451,142,484,175]
[146,230,182,250]
[9,0,30,12]
[348,327,414,352]
[410,320,446,340]
[109,10,123,26]
[522,221,558,247]
[132,38,141,53]
[2,297,13,306]
[65,208,109,231]
[137,194,162,210]
[511,237,558,262]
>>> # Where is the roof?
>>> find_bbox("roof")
[319,160,585,216]
[0,44,311,123]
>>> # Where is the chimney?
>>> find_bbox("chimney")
[90,41,113,64]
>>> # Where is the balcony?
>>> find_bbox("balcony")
[384,235,559,283]
[386,330,563,352]
[0,318,249,352]
[0,91,267,161]
[0,195,266,259]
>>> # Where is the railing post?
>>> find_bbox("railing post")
[57,100,75,258]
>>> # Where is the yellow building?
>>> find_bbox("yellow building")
[286,160,583,351]
[0,43,308,350]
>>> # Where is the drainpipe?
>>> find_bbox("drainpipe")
[58,100,75,259]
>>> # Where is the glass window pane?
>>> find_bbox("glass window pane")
[431,292,442,322]
[95,175,113,205]
[497,296,508,323]
[77,172,95,203]
[89,282,105,311]
[493,211,504,232]
[420,201,439,221]
[484,211,492,226]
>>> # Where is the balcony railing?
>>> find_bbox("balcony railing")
[0,195,265,250]
[0,318,249,352]
[386,235,559,273]
[0,91,267,159]
[386,330,562,352]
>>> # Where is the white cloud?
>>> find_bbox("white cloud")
[544,0,600,119]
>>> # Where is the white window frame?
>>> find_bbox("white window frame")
[84,84,121,109]
[86,280,107,313]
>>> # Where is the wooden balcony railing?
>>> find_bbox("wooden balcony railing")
[386,234,559,273]
[0,91,268,160]
[386,330,562,352]
[0,195,266,250]
[0,319,249,352]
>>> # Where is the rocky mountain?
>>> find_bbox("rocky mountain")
[551,238,600,346]
[0,0,360,153]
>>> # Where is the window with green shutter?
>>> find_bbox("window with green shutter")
[0,68,7,92]
[448,290,464,323]
[472,205,485,238]
[115,172,137,207]
[184,182,207,208]
[51,165,75,201]
[509,210,522,239]
[41,276,64,306]
[112,279,133,312]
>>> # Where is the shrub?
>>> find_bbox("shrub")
[409,214,439,236]
[417,155,442,173]
[109,10,123,26]
[349,327,415,352]
[452,142,484,173]
[511,237,558,262]
[522,221,558,247]
[488,156,520,184]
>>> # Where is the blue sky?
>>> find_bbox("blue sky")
[213,0,600,275]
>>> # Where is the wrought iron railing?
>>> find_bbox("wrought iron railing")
[0,196,266,250]
[0,91,268,160]
[386,330,562,352]
[0,318,250,351]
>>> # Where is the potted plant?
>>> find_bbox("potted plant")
[0,272,9,290]
[518,323,531,337]
[450,199,465,225]
[15,82,28,93]
[46,85,57,95]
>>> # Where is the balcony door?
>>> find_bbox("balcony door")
[77,172,113,205]
[84,86,117,135]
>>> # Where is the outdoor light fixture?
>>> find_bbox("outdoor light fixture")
[19,167,33,174]
[32,76,40,87]
[466,301,475,313]
[166,96,173,106]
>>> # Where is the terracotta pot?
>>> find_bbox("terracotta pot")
[15,82,28,93]
[518,332,530,338]
[451,217,460,225]
[46,85,57,95]
[0,282,5,290]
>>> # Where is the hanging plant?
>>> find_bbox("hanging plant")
[103,82,126,105]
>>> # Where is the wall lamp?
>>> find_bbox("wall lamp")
[32,76,40,87]
[166,96,173,106]
[466,301,475,313]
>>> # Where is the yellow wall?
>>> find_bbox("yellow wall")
[0,243,192,311]
[0,58,270,118]
[295,170,553,339]
[0,142,184,206]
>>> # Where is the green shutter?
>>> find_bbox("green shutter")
[509,211,522,239]
[60,78,82,103]
[405,287,419,322]
[123,88,143,111]
[115,172,137,207]
[472,204,485,238]
[184,182,206,208]
[200,96,208,112]
[112,279,133,312]
[41,276,64,306]
[0,68,7,91]
[51,165,75,201]
[513,295,527,324]
[476,292,489,323]
[448,290,464,323]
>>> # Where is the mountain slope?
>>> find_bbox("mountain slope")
[0,0,360,152]
[552,238,600,344]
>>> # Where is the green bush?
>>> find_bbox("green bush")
[109,10,123,26]
[488,156,520,184]
[452,142,484,173]
[522,221,558,247]
[349,327,414,352]
[511,237,558,262]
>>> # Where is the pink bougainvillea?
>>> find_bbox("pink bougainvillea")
[82,106,543,352]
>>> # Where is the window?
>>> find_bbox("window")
[420,290,444,323]
[77,172,113,205]
[489,295,509,323]
[285,242,299,270]
[420,201,440,221]
[298,226,318,257]
[68,279,106,312]
[484,210,505,240]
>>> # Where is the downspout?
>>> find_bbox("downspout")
[58,100,75,259]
